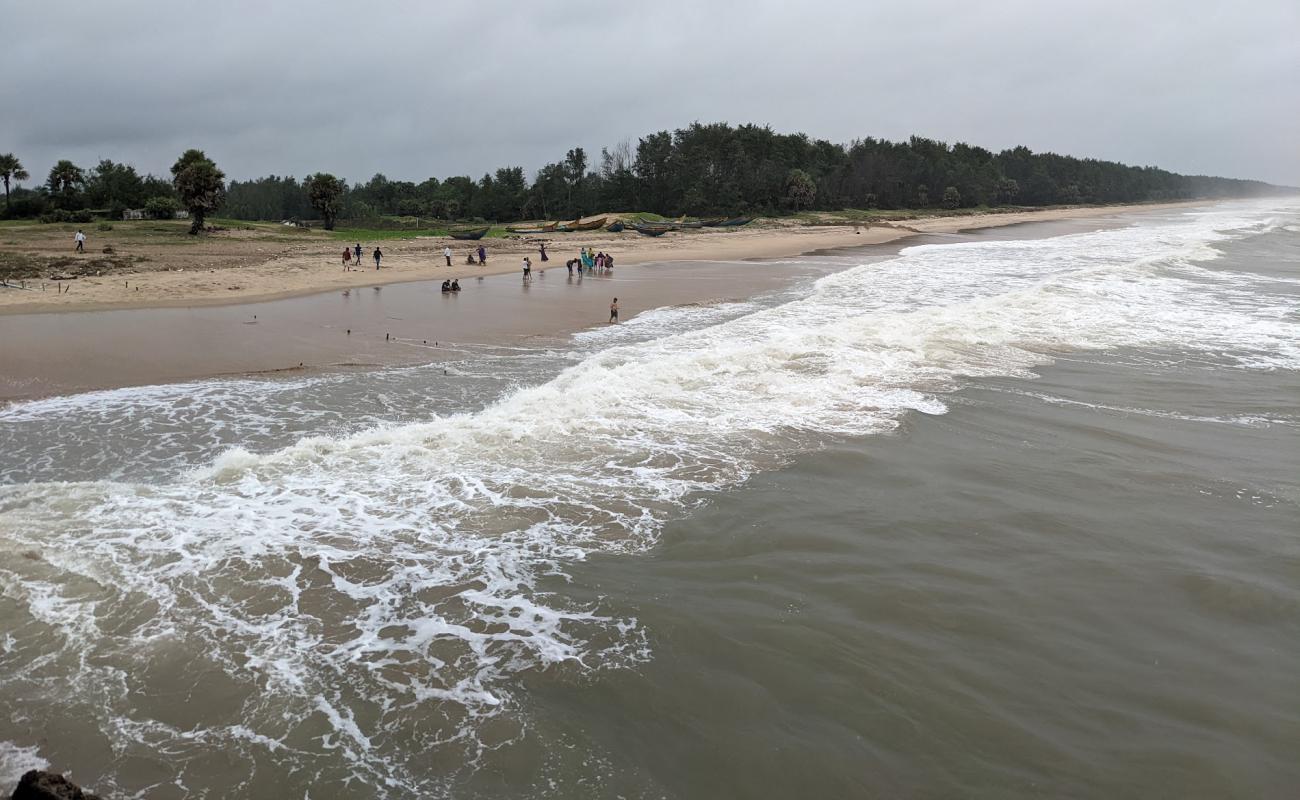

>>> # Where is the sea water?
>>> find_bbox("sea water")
[1,200,1297,797]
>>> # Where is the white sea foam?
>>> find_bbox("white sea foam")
[0,741,49,788]
[0,198,1296,793]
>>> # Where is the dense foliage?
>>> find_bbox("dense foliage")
[171,149,226,234]
[1,123,1286,224]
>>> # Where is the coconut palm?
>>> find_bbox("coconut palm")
[0,153,30,209]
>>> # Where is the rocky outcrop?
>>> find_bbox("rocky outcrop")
[10,770,102,800]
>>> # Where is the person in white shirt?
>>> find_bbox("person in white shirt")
[74,230,86,253]
[443,246,452,266]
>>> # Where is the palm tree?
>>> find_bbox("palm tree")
[0,153,30,209]
[47,159,85,195]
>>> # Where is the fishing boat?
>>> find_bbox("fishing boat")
[449,227,490,240]
[717,217,754,227]
[699,218,726,227]
[606,221,625,233]
[506,221,557,234]
[557,216,607,232]
[632,224,670,237]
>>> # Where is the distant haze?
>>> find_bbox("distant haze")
[2,0,1297,186]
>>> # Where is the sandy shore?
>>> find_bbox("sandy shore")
[0,203,1201,315]
[0,202,1212,401]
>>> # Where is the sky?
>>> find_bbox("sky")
[2,0,1297,187]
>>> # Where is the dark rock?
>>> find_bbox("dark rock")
[10,770,102,800]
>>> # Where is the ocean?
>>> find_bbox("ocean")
[1,200,1297,798]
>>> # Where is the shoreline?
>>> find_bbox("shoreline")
[0,202,1204,316]
[0,202,1211,402]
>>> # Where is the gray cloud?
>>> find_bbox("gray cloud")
[2,0,1297,186]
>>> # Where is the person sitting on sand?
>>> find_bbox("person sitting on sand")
[373,247,383,270]
[441,280,451,292]
[466,250,477,265]
[451,279,461,291]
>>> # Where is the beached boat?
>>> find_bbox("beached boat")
[606,221,625,233]
[632,224,670,237]
[558,217,607,232]
[506,221,557,234]
[699,218,726,227]
[449,227,490,240]
[717,217,754,227]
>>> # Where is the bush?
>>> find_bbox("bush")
[97,221,113,231]
[39,209,72,224]
[144,196,181,220]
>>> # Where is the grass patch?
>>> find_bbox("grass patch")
[0,251,144,281]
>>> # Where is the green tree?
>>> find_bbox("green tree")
[46,159,86,209]
[144,195,181,219]
[306,173,344,229]
[941,185,961,209]
[86,159,146,211]
[0,153,30,209]
[783,168,817,210]
[170,149,226,234]
[996,178,1020,204]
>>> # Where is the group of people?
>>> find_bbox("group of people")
[440,279,462,293]
[342,243,383,270]
[566,247,614,276]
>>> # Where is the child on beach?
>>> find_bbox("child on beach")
[373,247,383,269]
[354,243,362,263]
[342,247,352,269]
[609,297,619,323]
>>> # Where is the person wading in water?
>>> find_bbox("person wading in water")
[609,297,619,323]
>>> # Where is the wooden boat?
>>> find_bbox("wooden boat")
[699,218,726,227]
[506,221,557,234]
[632,224,670,237]
[558,216,607,232]
[606,221,625,233]
[449,227,490,240]
[717,217,753,227]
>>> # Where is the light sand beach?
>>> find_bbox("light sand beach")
[0,203,1200,315]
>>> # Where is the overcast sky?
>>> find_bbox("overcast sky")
[2,0,1297,187]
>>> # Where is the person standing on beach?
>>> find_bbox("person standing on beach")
[522,256,532,282]
[443,245,452,267]
[609,297,619,323]
[354,243,362,263]
[342,246,352,270]
[373,247,382,270]
[539,242,548,262]
[477,244,487,265]
[605,253,614,270]
[74,230,86,253]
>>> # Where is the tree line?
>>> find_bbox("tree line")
[2,122,1287,231]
